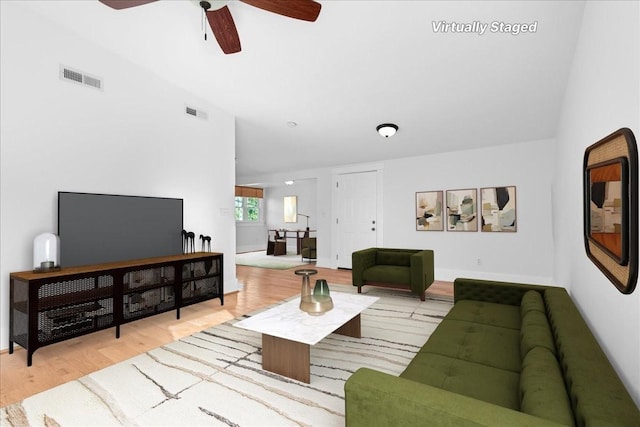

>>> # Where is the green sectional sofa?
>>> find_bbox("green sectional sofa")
[345,278,640,426]
[352,247,434,300]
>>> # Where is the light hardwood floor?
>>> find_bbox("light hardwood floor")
[0,264,452,407]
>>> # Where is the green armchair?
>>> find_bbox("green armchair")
[352,248,434,300]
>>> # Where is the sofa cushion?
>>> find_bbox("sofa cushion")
[420,319,521,372]
[545,288,640,426]
[375,250,412,267]
[520,290,546,316]
[520,346,574,426]
[447,300,520,330]
[362,265,411,285]
[401,352,520,410]
[520,310,556,358]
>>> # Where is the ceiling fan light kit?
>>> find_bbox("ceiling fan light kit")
[199,0,226,11]
[377,123,398,138]
[99,0,321,54]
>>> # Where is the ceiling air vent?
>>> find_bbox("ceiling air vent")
[59,65,103,90]
[185,105,208,120]
[63,68,83,84]
[83,75,102,89]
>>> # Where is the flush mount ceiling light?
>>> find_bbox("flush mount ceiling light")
[376,123,398,138]
[285,180,294,185]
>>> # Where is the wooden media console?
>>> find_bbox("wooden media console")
[9,252,223,366]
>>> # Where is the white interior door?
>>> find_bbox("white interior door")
[336,171,378,268]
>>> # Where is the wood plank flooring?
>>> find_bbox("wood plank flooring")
[0,264,452,407]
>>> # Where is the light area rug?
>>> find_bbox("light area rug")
[1,284,453,427]
[235,250,310,270]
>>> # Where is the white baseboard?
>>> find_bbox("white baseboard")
[236,245,266,254]
[225,278,243,293]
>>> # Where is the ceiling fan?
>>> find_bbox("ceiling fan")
[99,0,322,54]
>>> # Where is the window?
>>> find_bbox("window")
[235,197,262,222]
[235,186,264,222]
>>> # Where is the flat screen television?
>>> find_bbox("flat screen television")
[58,192,183,267]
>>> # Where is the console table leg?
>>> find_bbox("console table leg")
[9,341,13,354]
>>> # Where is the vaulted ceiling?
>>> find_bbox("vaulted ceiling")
[21,1,586,179]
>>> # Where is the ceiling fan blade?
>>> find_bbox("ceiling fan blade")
[240,0,321,22]
[206,6,242,54]
[99,0,158,10]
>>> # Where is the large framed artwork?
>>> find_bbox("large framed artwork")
[446,189,477,231]
[416,191,444,231]
[583,128,638,294]
[481,186,517,232]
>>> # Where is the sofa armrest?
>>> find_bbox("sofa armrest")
[352,248,378,287]
[345,368,566,427]
[454,278,553,306]
[410,250,434,294]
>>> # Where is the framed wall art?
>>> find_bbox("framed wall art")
[416,191,444,231]
[583,128,638,294]
[283,196,297,223]
[481,186,517,232]
[446,189,477,231]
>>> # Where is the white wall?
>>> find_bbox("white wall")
[239,138,556,283]
[265,180,317,232]
[0,3,239,351]
[553,0,640,405]
[236,222,269,254]
[384,140,555,283]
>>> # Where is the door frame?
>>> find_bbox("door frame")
[330,163,384,269]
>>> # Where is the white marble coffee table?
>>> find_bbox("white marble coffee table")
[234,291,379,383]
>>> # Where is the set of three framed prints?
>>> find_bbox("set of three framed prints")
[416,186,517,232]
